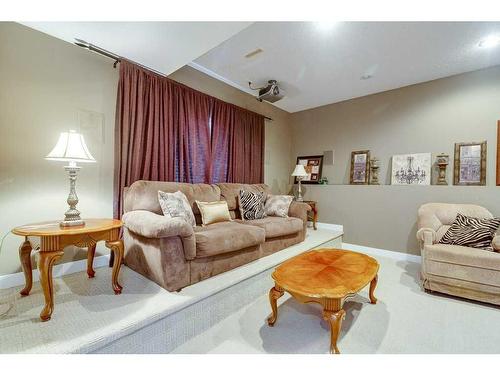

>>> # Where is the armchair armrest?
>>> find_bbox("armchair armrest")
[288,201,311,223]
[122,210,196,260]
[416,227,437,249]
[493,235,500,252]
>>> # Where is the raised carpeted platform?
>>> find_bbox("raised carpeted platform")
[0,228,342,353]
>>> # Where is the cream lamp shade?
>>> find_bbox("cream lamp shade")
[291,164,308,177]
[45,130,96,163]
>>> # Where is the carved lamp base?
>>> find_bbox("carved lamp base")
[60,219,85,227]
[60,163,85,228]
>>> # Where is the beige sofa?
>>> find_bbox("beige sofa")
[121,181,310,291]
[417,203,500,305]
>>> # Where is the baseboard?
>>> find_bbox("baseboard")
[0,254,110,290]
[316,222,344,232]
[342,242,421,263]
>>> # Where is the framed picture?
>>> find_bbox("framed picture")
[295,155,323,184]
[350,150,370,184]
[391,153,431,185]
[497,121,500,186]
[454,141,487,186]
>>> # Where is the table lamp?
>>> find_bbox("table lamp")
[292,164,308,201]
[46,130,96,227]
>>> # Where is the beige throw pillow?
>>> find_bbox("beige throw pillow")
[196,200,232,226]
[158,190,196,228]
[264,194,294,218]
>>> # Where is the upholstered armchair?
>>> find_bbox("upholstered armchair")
[417,203,500,305]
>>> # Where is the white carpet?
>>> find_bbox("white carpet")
[0,228,342,353]
[172,249,500,354]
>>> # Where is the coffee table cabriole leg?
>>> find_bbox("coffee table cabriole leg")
[267,285,284,326]
[19,238,33,296]
[322,298,345,354]
[369,274,378,304]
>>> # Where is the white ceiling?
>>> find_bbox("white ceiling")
[21,22,251,75]
[192,22,500,112]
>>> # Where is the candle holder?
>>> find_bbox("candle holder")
[436,153,449,185]
[370,157,380,185]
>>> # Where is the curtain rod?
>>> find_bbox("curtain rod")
[74,38,273,122]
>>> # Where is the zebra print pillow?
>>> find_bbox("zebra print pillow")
[439,213,500,250]
[238,190,266,220]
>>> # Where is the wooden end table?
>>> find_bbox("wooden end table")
[267,249,379,354]
[303,200,317,230]
[12,218,124,321]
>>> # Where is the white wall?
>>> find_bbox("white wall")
[291,66,500,254]
[0,22,118,275]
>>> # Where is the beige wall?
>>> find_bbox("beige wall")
[0,23,293,276]
[0,22,118,275]
[291,66,500,255]
[168,66,293,194]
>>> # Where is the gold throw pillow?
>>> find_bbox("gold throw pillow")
[196,200,232,226]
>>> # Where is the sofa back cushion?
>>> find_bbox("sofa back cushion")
[124,180,221,218]
[418,203,494,242]
[217,183,271,219]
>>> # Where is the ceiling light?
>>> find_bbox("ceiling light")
[478,36,500,48]
[361,74,373,80]
[314,21,338,32]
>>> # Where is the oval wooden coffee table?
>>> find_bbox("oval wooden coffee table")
[267,248,379,354]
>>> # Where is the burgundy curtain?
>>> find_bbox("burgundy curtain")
[211,100,265,184]
[114,60,265,218]
[113,61,211,218]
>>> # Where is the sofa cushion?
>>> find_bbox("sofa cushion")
[158,190,196,227]
[239,216,303,238]
[264,194,294,218]
[196,200,232,226]
[425,243,500,272]
[194,222,265,258]
[439,213,500,250]
[238,190,266,220]
[217,183,271,211]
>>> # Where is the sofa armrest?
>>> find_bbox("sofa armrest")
[122,210,196,260]
[288,201,311,224]
[493,235,500,252]
[416,228,437,249]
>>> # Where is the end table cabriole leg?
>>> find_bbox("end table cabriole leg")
[369,274,378,304]
[267,285,284,326]
[323,308,346,354]
[87,244,96,278]
[19,238,33,296]
[38,250,64,321]
[313,206,318,230]
[108,250,115,268]
[105,240,124,294]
